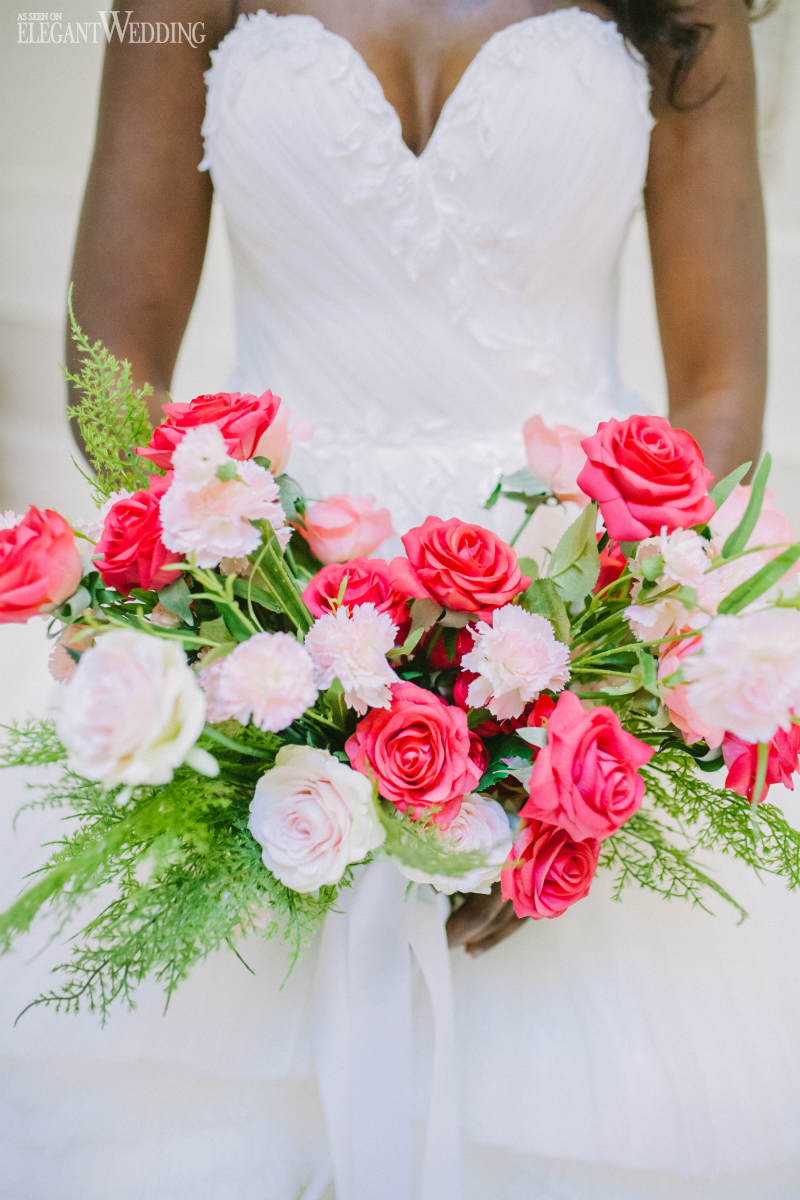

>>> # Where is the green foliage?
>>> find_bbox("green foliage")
[546,502,601,603]
[376,803,487,878]
[717,543,800,615]
[1,721,344,1020]
[63,289,155,502]
[0,720,67,768]
[722,452,771,558]
[517,578,571,643]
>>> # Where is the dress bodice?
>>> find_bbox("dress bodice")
[201,7,655,530]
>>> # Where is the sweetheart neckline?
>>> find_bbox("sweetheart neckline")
[212,6,632,162]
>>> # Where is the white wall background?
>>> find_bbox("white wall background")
[0,8,797,525]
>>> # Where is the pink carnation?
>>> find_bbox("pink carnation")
[460,605,571,721]
[200,632,317,733]
[304,603,398,715]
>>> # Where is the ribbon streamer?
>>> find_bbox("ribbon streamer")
[311,862,463,1200]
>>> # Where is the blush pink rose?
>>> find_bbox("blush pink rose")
[392,517,531,619]
[577,415,715,543]
[345,680,481,828]
[521,690,655,840]
[710,484,798,578]
[523,415,589,505]
[722,723,800,805]
[501,818,600,920]
[657,636,725,750]
[297,495,394,564]
[0,507,82,624]
[94,474,183,595]
[302,557,411,638]
[138,390,286,471]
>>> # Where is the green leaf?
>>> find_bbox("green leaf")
[231,577,282,614]
[717,543,800,615]
[517,556,539,582]
[221,605,253,643]
[277,474,306,522]
[546,503,601,603]
[59,585,92,620]
[484,478,503,511]
[157,577,194,624]
[710,461,752,512]
[215,462,238,482]
[499,467,549,499]
[641,555,664,582]
[722,452,771,558]
[518,578,571,644]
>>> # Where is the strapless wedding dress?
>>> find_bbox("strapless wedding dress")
[2,8,800,1199]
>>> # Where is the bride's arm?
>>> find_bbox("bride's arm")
[645,0,767,480]
[66,0,233,430]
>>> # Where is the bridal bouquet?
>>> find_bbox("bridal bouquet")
[2,314,800,1018]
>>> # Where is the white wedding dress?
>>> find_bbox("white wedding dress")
[2,7,800,1199]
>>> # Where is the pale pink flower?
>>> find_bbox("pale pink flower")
[298,495,394,564]
[460,605,571,720]
[196,655,233,725]
[171,423,230,488]
[625,595,696,644]
[657,637,725,749]
[0,510,24,530]
[397,793,513,895]
[249,745,385,892]
[304,603,398,715]
[56,629,206,787]
[212,632,317,732]
[683,609,800,743]
[160,457,288,568]
[711,485,796,564]
[523,415,589,505]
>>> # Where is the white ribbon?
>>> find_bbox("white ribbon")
[310,861,463,1200]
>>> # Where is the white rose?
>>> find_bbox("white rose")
[56,629,206,787]
[249,745,385,892]
[397,793,513,896]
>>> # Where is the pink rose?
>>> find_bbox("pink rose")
[427,626,475,670]
[521,690,655,840]
[302,557,411,639]
[658,637,725,749]
[392,517,531,619]
[501,818,600,919]
[577,415,715,542]
[297,495,394,564]
[710,485,798,577]
[0,507,82,624]
[722,723,800,805]
[138,390,286,472]
[523,415,589,505]
[345,680,481,828]
[94,474,183,595]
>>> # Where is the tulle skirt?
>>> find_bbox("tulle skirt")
[2,621,800,1199]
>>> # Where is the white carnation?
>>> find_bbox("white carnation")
[201,632,317,732]
[460,605,571,720]
[249,745,385,892]
[304,603,398,715]
[56,629,206,787]
[397,794,513,896]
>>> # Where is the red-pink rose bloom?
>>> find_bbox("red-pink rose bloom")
[392,517,531,619]
[523,415,589,505]
[722,723,800,805]
[138,390,285,471]
[302,558,411,639]
[297,495,394,564]
[0,507,82,624]
[345,680,481,828]
[577,415,715,543]
[501,818,600,920]
[594,538,628,595]
[427,626,475,670]
[521,690,655,840]
[94,474,183,595]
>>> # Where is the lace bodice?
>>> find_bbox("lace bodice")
[201,7,655,531]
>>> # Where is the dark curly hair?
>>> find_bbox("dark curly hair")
[604,1,776,104]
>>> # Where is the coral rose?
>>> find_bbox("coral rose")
[393,516,531,619]
[521,690,655,840]
[0,507,82,624]
[94,474,183,595]
[302,557,411,638]
[297,495,394,564]
[577,415,714,543]
[501,818,600,919]
[722,724,800,805]
[345,680,481,828]
[523,415,589,505]
[138,390,288,472]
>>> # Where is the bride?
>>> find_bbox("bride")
[3,1,799,1197]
